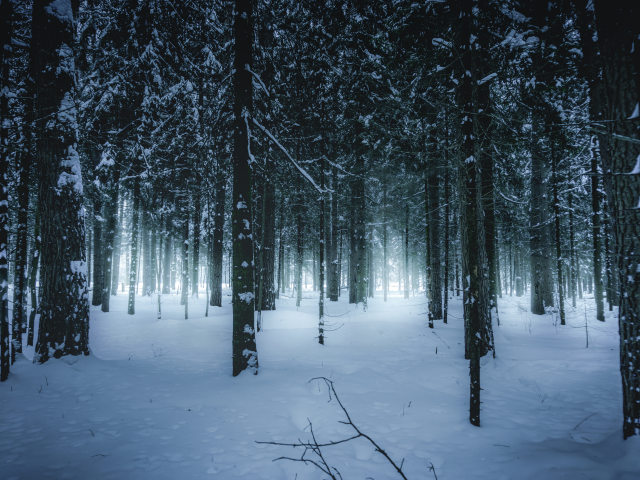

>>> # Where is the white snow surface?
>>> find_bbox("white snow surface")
[2,289,639,479]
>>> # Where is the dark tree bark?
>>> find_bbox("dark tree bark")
[295,178,304,307]
[150,221,158,294]
[192,193,201,297]
[210,175,225,306]
[478,80,498,321]
[318,153,325,344]
[262,181,276,310]
[351,125,367,308]
[92,198,103,306]
[457,0,481,426]
[162,215,172,294]
[11,69,33,360]
[111,197,123,295]
[142,209,152,297]
[529,125,552,315]
[329,169,339,301]
[33,0,90,362]
[404,201,410,300]
[569,194,577,308]
[552,142,566,325]
[181,197,189,316]
[443,153,450,324]
[0,0,14,380]
[349,189,356,304]
[428,162,442,319]
[231,0,257,376]
[277,206,284,299]
[574,1,605,321]
[27,207,41,347]
[594,0,640,439]
[101,166,120,312]
[127,177,141,315]
[382,178,388,302]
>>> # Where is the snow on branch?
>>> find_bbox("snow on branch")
[252,118,324,194]
[497,190,528,205]
[245,64,269,97]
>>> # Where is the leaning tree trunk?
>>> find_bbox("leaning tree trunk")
[33,0,90,362]
[231,0,257,376]
[594,0,640,439]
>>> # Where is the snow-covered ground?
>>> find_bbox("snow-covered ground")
[2,288,638,479]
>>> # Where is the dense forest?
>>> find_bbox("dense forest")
[1,0,640,475]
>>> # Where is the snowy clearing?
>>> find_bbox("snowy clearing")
[2,291,638,479]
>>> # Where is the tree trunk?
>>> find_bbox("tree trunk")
[569,194,577,308]
[33,0,90,362]
[127,177,141,315]
[529,121,552,315]
[318,153,325,344]
[404,201,410,300]
[262,180,276,310]
[210,175,225,306]
[181,196,189,307]
[329,170,339,301]
[0,0,14,379]
[383,179,388,302]
[101,166,120,312]
[150,221,157,295]
[575,0,606,321]
[92,199,103,305]
[444,156,450,323]
[295,179,304,307]
[111,196,123,295]
[594,0,640,438]
[27,207,41,347]
[192,193,201,298]
[552,143,566,325]
[458,0,482,426]
[142,209,152,297]
[428,163,442,319]
[277,208,284,299]
[231,0,257,376]
[162,217,172,294]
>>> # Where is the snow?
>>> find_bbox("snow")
[45,0,73,22]
[630,154,640,175]
[2,289,639,479]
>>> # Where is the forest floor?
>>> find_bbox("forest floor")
[2,288,639,480]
